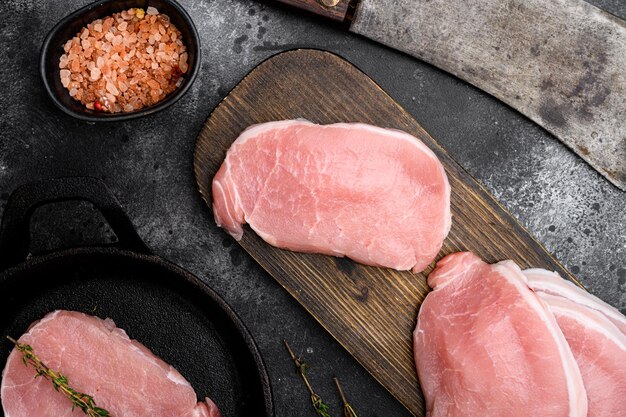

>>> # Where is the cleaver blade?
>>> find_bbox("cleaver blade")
[349,0,626,190]
[274,0,626,190]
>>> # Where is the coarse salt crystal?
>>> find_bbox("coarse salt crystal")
[90,67,101,81]
[59,7,186,113]
[106,81,119,96]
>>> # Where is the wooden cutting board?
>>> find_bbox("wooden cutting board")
[193,49,579,416]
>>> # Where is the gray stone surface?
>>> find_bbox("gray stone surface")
[0,0,624,416]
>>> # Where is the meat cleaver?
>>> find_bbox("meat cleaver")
[274,0,626,191]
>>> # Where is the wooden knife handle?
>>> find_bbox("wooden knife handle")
[275,0,358,24]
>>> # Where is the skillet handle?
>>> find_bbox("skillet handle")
[0,177,151,270]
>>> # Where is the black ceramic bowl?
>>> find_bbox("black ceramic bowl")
[40,0,201,122]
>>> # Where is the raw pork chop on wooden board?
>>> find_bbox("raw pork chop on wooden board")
[211,120,451,273]
[526,269,626,335]
[413,253,587,417]
[525,269,626,416]
[193,49,581,416]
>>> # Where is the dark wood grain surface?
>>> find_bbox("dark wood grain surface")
[193,49,580,416]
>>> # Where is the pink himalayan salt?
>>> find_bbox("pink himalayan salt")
[90,67,101,81]
[58,7,187,113]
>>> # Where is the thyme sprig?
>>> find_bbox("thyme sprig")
[284,340,332,417]
[6,336,111,417]
[334,377,358,417]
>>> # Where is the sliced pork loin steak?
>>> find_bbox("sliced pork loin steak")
[525,268,626,335]
[525,269,626,416]
[1,310,220,417]
[212,120,451,273]
[413,252,587,417]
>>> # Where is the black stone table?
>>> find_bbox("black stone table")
[0,1,624,416]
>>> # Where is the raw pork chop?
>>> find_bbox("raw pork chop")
[525,269,626,416]
[212,120,451,273]
[525,268,626,335]
[1,310,220,417]
[413,252,587,417]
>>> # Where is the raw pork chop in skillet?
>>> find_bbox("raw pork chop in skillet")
[212,120,451,273]
[1,310,220,417]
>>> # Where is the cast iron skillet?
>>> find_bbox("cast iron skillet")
[0,177,273,417]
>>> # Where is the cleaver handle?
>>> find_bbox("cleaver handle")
[274,0,359,24]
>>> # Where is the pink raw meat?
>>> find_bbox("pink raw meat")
[413,252,587,417]
[212,120,451,273]
[525,268,626,335]
[1,310,220,417]
[525,269,626,416]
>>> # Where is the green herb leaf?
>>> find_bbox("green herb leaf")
[6,336,113,417]
[284,340,333,417]
[312,393,332,417]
